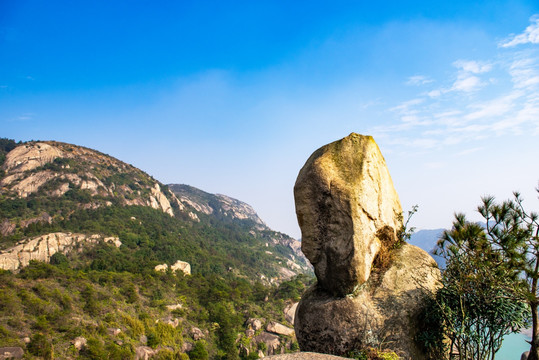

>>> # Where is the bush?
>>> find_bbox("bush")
[27,333,54,359]
[189,340,209,360]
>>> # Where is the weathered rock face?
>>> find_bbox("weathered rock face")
[1,141,185,218]
[293,133,440,359]
[294,133,402,296]
[0,232,121,271]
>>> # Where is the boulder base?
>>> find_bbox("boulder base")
[295,244,440,360]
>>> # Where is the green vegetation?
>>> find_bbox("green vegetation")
[418,188,539,360]
[419,214,529,360]
[0,261,311,359]
[0,139,313,359]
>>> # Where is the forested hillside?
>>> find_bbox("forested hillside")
[0,139,312,359]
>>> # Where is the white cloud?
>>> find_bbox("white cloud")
[509,58,539,89]
[427,89,442,98]
[406,75,433,86]
[452,74,482,92]
[453,60,492,74]
[449,60,492,92]
[464,92,521,121]
[390,98,424,113]
[500,15,539,48]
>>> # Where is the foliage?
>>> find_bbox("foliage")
[427,213,529,360]
[396,205,418,247]
[0,138,313,358]
[476,190,539,360]
[348,348,401,360]
[190,340,210,360]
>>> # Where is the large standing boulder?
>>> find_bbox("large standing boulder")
[294,133,402,296]
[293,133,440,359]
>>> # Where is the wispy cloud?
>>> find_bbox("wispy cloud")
[9,113,35,122]
[500,15,539,48]
[453,60,493,74]
[450,60,492,92]
[370,18,539,152]
[406,75,433,86]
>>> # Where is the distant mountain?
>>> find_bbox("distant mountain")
[409,228,445,268]
[169,184,267,229]
[169,184,308,274]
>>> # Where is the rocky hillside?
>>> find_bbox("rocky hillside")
[0,138,313,359]
[0,140,185,238]
[0,139,309,281]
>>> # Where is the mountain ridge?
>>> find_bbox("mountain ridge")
[0,139,309,281]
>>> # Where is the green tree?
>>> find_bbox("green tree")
[189,340,209,360]
[433,214,529,360]
[476,190,539,360]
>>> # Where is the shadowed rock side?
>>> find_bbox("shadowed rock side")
[293,133,440,360]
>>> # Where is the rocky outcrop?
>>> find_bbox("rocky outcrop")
[294,133,402,297]
[154,260,191,275]
[150,183,174,216]
[2,142,63,173]
[0,141,186,218]
[284,302,298,325]
[171,260,191,275]
[0,347,24,359]
[0,232,121,271]
[169,184,267,229]
[267,321,295,336]
[293,134,440,360]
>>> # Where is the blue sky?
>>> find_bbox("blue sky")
[1,1,539,238]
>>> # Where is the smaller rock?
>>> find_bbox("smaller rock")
[245,329,255,337]
[246,318,263,331]
[0,347,23,359]
[254,332,281,356]
[266,321,294,336]
[166,303,182,311]
[154,264,168,272]
[171,260,191,275]
[182,342,194,353]
[258,350,266,358]
[135,346,155,360]
[191,327,205,341]
[284,303,298,325]
[139,335,147,345]
[108,328,121,336]
[164,318,180,328]
[22,337,30,344]
[72,337,87,350]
